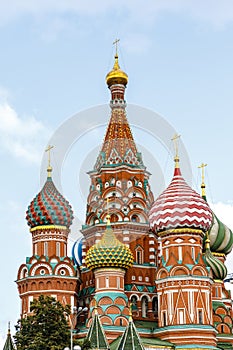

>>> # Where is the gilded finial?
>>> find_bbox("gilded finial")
[198,163,207,198]
[93,299,98,315]
[106,39,128,87]
[8,321,10,335]
[106,214,111,226]
[172,134,181,168]
[129,303,133,322]
[45,145,54,178]
[105,198,111,226]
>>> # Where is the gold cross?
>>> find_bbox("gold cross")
[171,134,181,158]
[113,38,120,55]
[45,145,54,168]
[198,163,207,184]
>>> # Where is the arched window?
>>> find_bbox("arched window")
[141,296,148,318]
[131,295,138,310]
[135,246,144,264]
[132,214,139,223]
[152,296,158,315]
[111,214,118,223]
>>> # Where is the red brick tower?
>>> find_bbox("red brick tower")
[16,148,79,317]
[149,152,217,348]
[78,50,157,321]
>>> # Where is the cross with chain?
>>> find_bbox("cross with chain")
[45,145,54,168]
[171,134,181,158]
[113,38,120,55]
[198,163,207,184]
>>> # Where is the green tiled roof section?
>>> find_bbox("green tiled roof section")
[116,319,145,350]
[87,312,109,349]
[217,342,233,350]
[134,320,158,330]
[142,338,174,347]
[3,331,15,350]
[213,301,227,312]
[124,284,156,293]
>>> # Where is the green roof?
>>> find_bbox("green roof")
[87,310,110,349]
[3,328,15,350]
[116,317,145,350]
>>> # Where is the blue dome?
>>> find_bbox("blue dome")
[72,236,83,266]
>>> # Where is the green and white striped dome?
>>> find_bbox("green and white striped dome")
[209,214,233,255]
[204,239,227,280]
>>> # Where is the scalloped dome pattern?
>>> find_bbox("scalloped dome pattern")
[149,167,213,232]
[86,226,133,270]
[26,177,74,229]
[209,214,233,255]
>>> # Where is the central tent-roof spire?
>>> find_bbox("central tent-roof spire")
[94,41,144,171]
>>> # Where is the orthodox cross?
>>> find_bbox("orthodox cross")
[113,38,120,55]
[45,145,54,168]
[171,134,181,168]
[198,162,207,184]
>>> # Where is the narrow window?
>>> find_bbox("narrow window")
[178,309,184,324]
[162,311,167,326]
[56,242,60,256]
[191,247,195,261]
[106,277,109,288]
[198,309,203,324]
[141,296,148,318]
[44,242,48,256]
[178,246,182,261]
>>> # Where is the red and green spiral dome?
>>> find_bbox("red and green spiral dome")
[26,177,74,229]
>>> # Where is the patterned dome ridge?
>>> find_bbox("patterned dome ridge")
[86,222,133,270]
[149,165,213,233]
[26,176,74,229]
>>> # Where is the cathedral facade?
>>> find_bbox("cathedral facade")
[16,51,233,350]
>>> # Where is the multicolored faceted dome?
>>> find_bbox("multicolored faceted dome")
[86,220,133,270]
[72,236,83,266]
[209,214,233,255]
[149,164,213,233]
[106,54,128,87]
[26,176,74,229]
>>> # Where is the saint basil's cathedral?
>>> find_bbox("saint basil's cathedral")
[14,48,233,350]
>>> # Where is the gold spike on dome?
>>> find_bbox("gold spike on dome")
[45,144,54,178]
[198,163,207,198]
[106,40,128,87]
[172,134,181,169]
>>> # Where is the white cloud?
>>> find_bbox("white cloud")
[0,100,50,164]
[0,0,233,27]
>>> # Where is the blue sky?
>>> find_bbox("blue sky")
[1,0,233,344]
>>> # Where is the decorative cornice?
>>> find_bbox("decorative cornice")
[30,225,68,232]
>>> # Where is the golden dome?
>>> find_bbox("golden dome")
[106,54,128,87]
[86,222,133,271]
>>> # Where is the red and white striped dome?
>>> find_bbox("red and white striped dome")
[149,166,213,233]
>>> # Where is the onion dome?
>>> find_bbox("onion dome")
[72,236,83,266]
[149,159,213,233]
[106,54,128,87]
[86,216,133,270]
[204,236,227,280]
[26,167,74,229]
[209,214,233,255]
